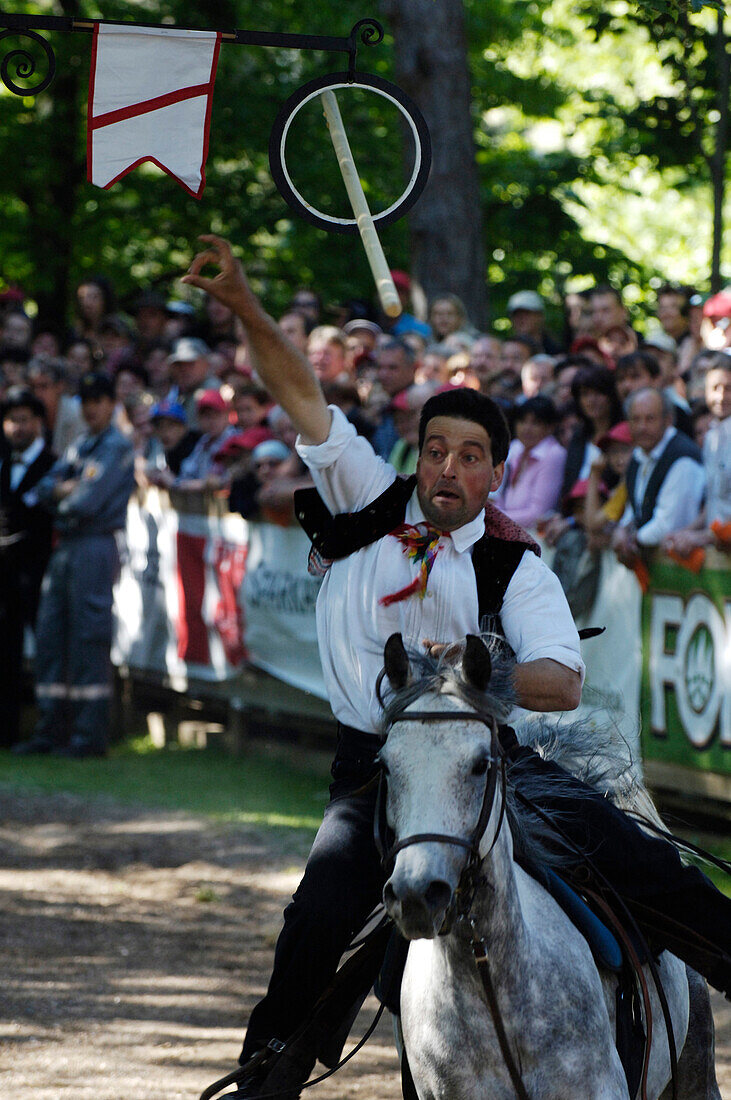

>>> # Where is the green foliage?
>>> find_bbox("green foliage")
[0,0,729,329]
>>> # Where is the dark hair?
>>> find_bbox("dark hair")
[514,394,559,426]
[0,345,30,366]
[418,387,511,464]
[76,274,117,316]
[503,334,539,356]
[570,365,623,427]
[658,283,694,318]
[590,283,623,305]
[279,310,316,338]
[378,336,416,365]
[28,355,68,384]
[114,359,150,387]
[553,353,596,377]
[614,350,660,379]
[2,385,46,421]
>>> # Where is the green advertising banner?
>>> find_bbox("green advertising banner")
[641,550,730,778]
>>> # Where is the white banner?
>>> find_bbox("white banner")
[88,25,221,198]
[114,488,326,697]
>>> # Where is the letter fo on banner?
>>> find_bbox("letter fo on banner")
[642,553,730,770]
[87,25,221,197]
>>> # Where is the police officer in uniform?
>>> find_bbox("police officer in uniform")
[14,374,135,758]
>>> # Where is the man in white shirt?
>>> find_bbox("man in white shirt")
[613,387,704,567]
[183,238,730,1098]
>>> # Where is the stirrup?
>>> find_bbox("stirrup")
[199,1040,285,1100]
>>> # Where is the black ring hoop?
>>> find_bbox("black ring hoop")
[269,70,431,235]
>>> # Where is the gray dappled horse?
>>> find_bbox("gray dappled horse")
[378,633,721,1100]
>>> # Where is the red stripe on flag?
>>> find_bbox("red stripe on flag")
[89,82,211,130]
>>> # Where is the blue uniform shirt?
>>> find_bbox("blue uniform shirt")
[25,424,135,535]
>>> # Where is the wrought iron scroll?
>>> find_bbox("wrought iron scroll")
[0,11,385,96]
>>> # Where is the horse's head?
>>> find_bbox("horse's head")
[378,633,504,940]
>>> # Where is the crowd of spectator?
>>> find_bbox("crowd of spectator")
[1,265,730,754]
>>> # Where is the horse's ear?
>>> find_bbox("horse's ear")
[462,634,491,692]
[384,633,410,691]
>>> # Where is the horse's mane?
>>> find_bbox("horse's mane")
[379,634,661,872]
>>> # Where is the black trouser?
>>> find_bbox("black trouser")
[240,725,731,1066]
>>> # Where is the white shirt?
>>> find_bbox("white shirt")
[703,418,731,526]
[6,436,45,491]
[297,407,584,733]
[621,426,706,546]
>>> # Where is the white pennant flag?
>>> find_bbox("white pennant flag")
[87,24,221,198]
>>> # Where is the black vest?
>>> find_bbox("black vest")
[294,476,539,626]
[625,431,702,530]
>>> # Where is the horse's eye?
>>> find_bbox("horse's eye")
[471,755,489,777]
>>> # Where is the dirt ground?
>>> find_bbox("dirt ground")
[1,787,728,1100]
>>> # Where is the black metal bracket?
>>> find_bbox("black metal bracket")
[0,10,384,95]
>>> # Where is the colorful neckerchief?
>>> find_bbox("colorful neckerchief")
[380,522,447,607]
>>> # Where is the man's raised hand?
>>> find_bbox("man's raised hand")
[181,234,257,316]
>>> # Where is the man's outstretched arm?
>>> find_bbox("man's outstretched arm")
[182,235,331,445]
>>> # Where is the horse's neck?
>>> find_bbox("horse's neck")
[469,798,530,964]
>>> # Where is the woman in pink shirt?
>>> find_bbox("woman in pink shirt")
[492,395,566,529]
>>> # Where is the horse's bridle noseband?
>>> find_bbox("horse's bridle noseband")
[375,708,507,923]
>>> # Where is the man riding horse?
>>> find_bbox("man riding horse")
[183,236,730,1099]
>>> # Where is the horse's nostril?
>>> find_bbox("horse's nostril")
[383,882,397,908]
[424,879,452,913]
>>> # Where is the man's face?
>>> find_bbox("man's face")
[499,340,529,376]
[279,312,309,353]
[591,293,626,337]
[521,359,553,398]
[554,365,578,406]
[3,406,43,451]
[510,308,543,340]
[172,356,208,394]
[154,416,187,450]
[234,394,267,429]
[135,306,167,342]
[29,371,63,414]
[628,391,670,453]
[657,293,688,340]
[469,337,502,384]
[308,338,345,383]
[197,406,229,439]
[81,395,115,434]
[615,363,656,403]
[416,416,503,531]
[377,348,415,397]
[2,312,32,349]
[705,367,731,421]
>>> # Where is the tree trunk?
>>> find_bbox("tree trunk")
[29,0,86,330]
[710,8,728,294]
[379,0,488,329]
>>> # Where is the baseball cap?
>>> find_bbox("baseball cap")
[131,290,167,314]
[252,439,291,464]
[168,336,210,364]
[702,290,731,321]
[507,290,544,314]
[196,389,227,412]
[150,400,187,424]
[78,372,115,401]
[390,269,411,292]
[643,327,677,354]
[343,319,383,338]
[214,428,272,459]
[597,421,632,450]
[166,300,196,318]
